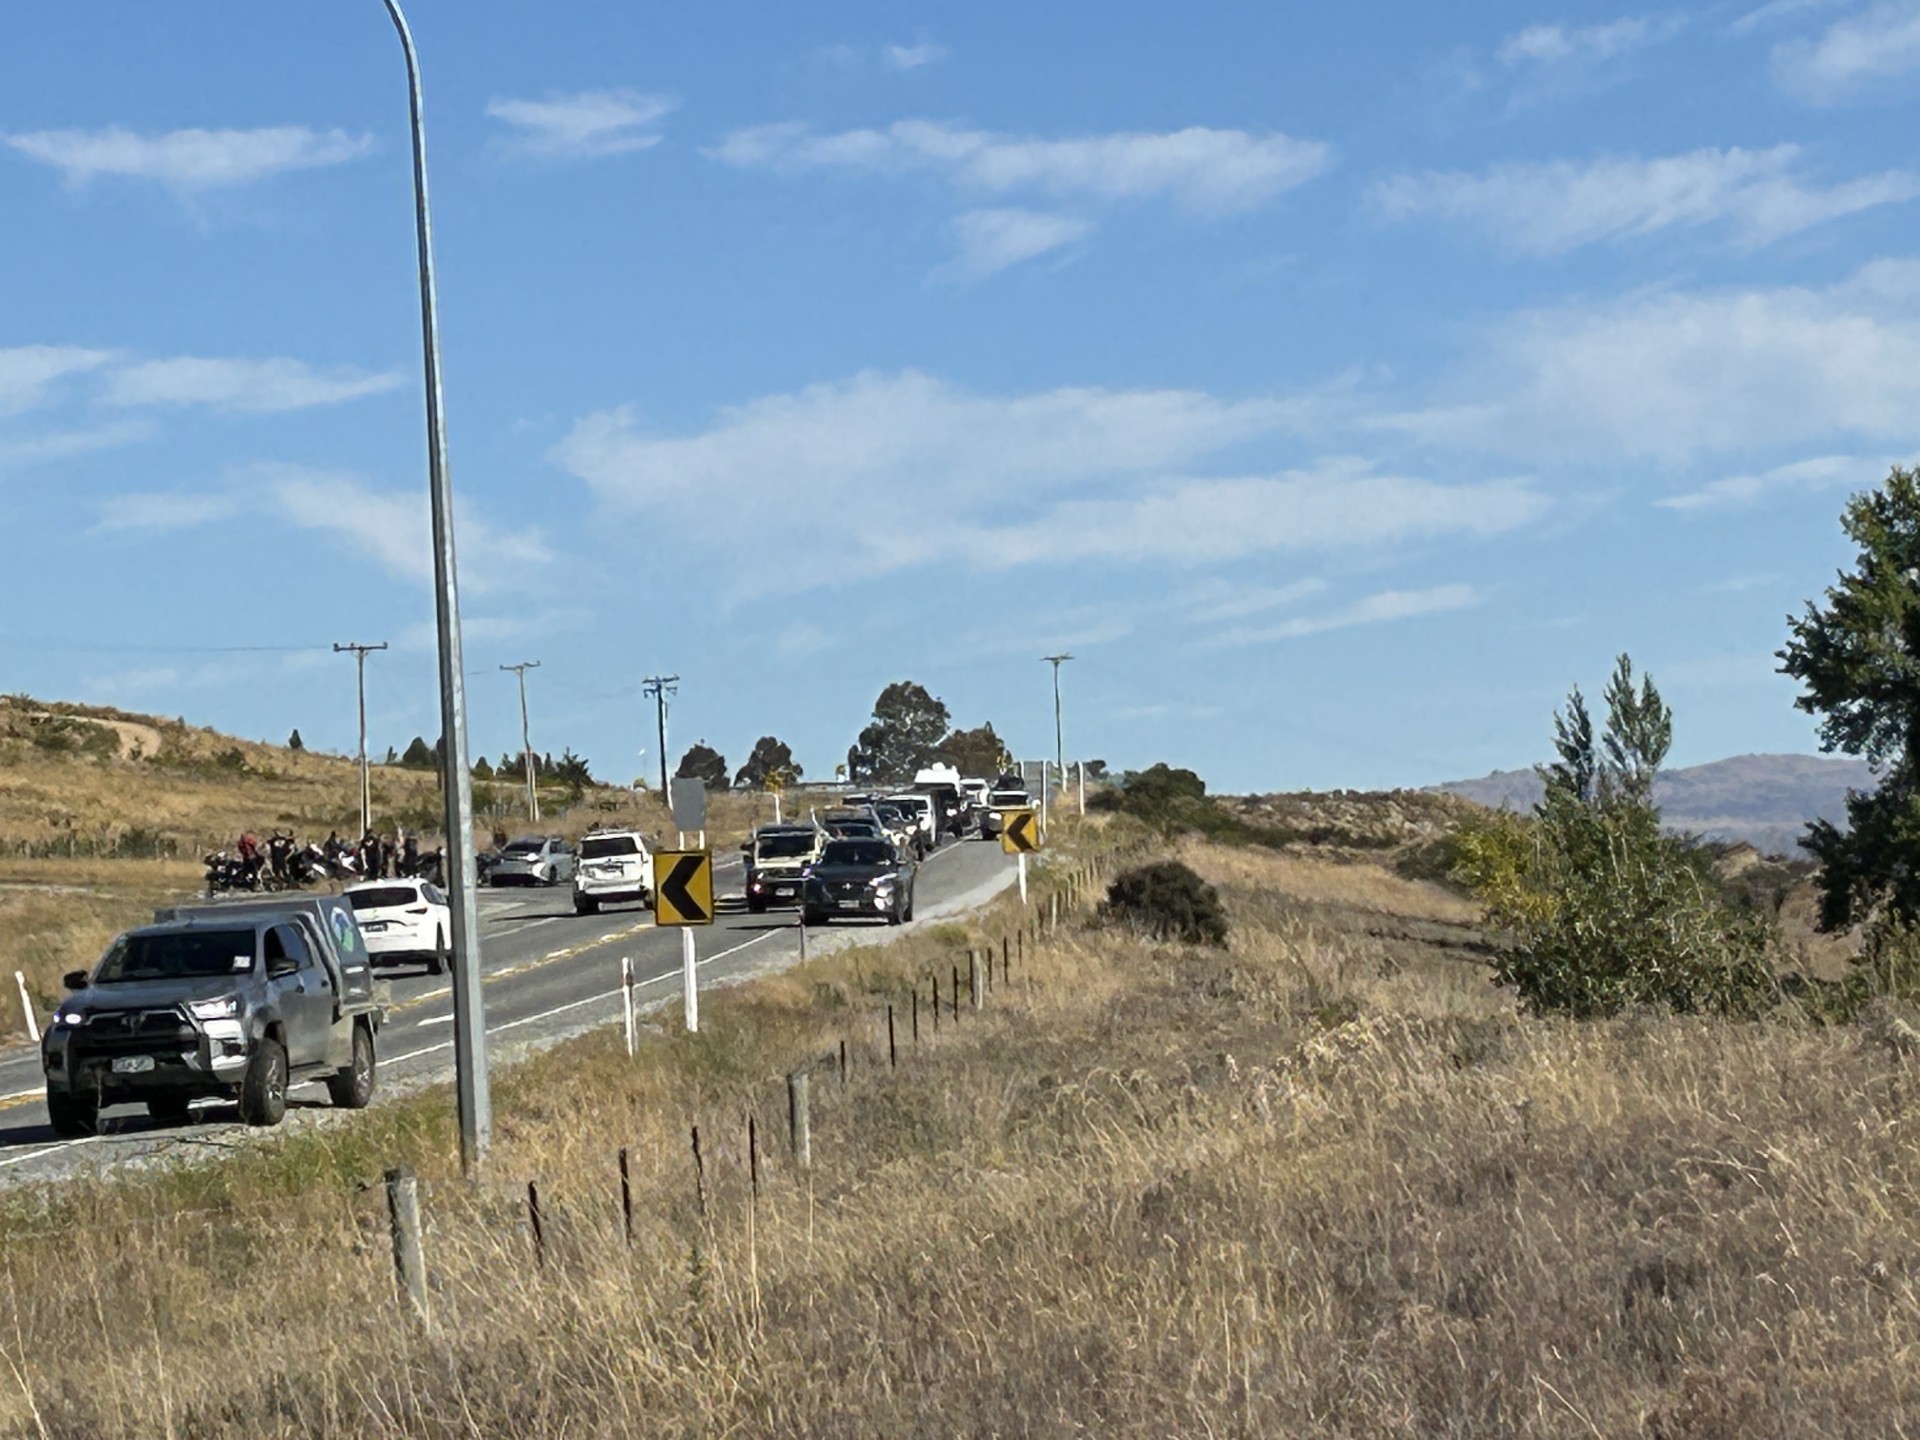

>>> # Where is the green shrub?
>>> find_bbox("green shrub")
[1103,860,1229,948]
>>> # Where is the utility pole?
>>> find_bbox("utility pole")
[643,675,679,799]
[1042,654,1073,810]
[381,0,490,1174]
[333,641,388,837]
[500,661,541,822]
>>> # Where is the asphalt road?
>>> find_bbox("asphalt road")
[0,837,1019,1186]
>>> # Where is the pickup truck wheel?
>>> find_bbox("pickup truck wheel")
[803,907,828,928]
[326,1023,376,1110]
[427,930,448,976]
[239,1037,288,1127]
[146,1095,193,1126]
[574,894,598,916]
[46,1090,98,1138]
[746,896,767,914]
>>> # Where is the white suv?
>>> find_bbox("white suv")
[573,829,652,915]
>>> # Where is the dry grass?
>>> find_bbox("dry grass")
[3,839,1918,1436]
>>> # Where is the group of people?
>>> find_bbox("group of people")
[317,828,439,883]
[215,826,444,893]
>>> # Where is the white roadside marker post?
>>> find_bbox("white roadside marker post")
[682,928,699,1034]
[13,972,38,1045]
[1018,851,1029,905]
[621,955,635,1057]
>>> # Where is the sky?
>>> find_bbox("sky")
[3,0,1917,795]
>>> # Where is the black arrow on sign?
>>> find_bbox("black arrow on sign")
[661,854,710,922]
[1006,812,1038,852]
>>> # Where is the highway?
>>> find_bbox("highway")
[0,836,1019,1186]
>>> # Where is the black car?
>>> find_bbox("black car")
[801,838,916,926]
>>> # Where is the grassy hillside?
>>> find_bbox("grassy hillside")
[4,819,1914,1435]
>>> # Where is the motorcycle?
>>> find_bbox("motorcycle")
[202,851,259,897]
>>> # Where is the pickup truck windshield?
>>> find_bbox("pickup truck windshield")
[95,929,254,982]
[580,836,640,859]
[821,841,896,866]
[756,833,815,859]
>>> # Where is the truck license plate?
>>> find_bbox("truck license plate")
[111,1055,155,1074]
[774,886,793,897]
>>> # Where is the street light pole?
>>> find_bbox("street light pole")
[1042,654,1073,810]
[333,640,387,837]
[379,0,490,1175]
[500,661,541,822]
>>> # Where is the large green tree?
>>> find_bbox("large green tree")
[936,721,1009,778]
[676,741,730,791]
[735,736,802,790]
[1780,467,1920,932]
[847,682,951,785]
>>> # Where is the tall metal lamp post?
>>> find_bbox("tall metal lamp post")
[380,0,491,1174]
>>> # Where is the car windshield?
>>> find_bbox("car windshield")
[821,841,896,866]
[873,805,906,822]
[503,840,545,856]
[757,833,816,858]
[94,929,255,983]
[580,836,640,859]
[888,797,927,813]
[347,887,418,911]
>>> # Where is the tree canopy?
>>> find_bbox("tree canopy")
[937,722,1010,778]
[676,741,730,791]
[735,736,802,790]
[1780,467,1920,932]
[847,682,951,785]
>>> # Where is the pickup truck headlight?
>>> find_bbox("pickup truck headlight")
[188,996,240,1020]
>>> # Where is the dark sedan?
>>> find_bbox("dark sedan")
[801,838,916,926]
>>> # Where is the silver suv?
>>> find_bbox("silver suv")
[573,829,652,915]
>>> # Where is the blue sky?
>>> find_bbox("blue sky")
[5,0,1918,795]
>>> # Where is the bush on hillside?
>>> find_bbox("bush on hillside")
[1103,860,1229,948]
[1457,657,1780,1019]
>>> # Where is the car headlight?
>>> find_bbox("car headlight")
[56,1010,83,1027]
[189,996,240,1020]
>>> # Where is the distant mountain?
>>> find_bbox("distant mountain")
[1432,753,1875,857]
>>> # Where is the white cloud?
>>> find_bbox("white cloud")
[711,120,1331,215]
[3,126,372,190]
[1206,584,1482,647]
[554,371,1540,588]
[265,467,552,592]
[93,464,551,594]
[1658,452,1899,510]
[104,356,403,413]
[1774,1,1920,100]
[0,421,150,473]
[0,345,115,415]
[1497,15,1683,67]
[1176,577,1330,622]
[884,42,949,70]
[1372,146,1918,253]
[485,90,675,159]
[1385,262,1920,462]
[1730,0,1845,37]
[932,208,1093,283]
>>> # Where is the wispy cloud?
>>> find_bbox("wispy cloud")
[1206,584,1482,647]
[1658,453,1897,510]
[104,356,403,413]
[884,41,949,70]
[1497,14,1684,67]
[1730,0,1845,37]
[485,89,675,159]
[1383,260,1920,462]
[1175,577,1330,623]
[932,208,1093,283]
[1372,145,1917,253]
[0,345,116,415]
[711,120,1331,216]
[0,421,150,474]
[1773,0,1920,101]
[93,490,246,534]
[2,126,372,191]
[553,371,1540,590]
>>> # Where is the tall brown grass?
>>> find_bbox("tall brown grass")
[1,840,1916,1436]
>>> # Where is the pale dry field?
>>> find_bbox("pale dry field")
[1,837,1914,1437]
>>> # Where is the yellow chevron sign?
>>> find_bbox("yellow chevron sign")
[653,850,714,926]
[1000,809,1041,854]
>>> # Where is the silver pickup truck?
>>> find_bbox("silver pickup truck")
[41,895,386,1136]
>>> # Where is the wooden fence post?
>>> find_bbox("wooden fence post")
[970,950,983,1010]
[749,1113,761,1203]
[888,1004,897,1067]
[691,1124,708,1218]
[385,1165,431,1328]
[528,1181,546,1268]
[619,1147,634,1247]
[951,964,961,1022]
[788,1071,812,1171]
